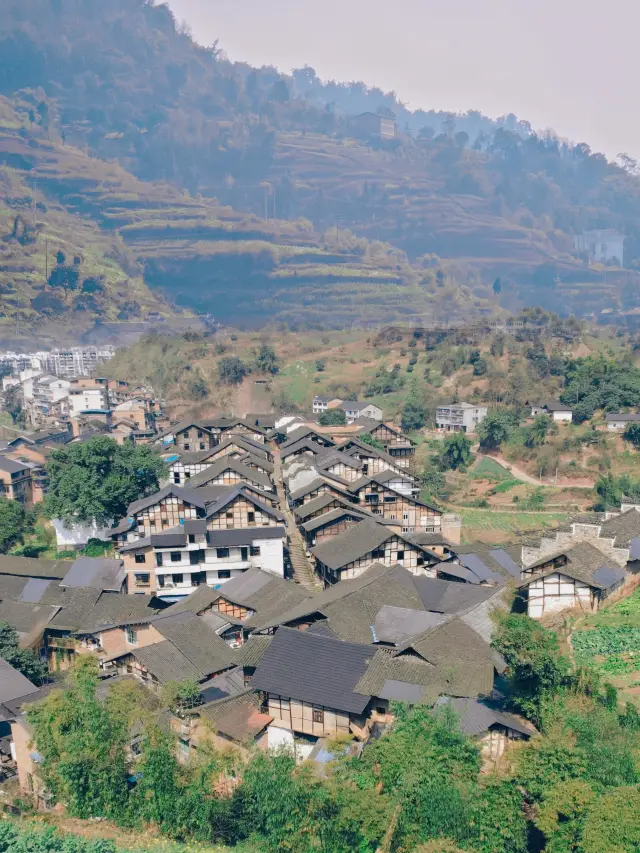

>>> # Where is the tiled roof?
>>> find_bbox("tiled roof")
[206,526,285,547]
[251,628,374,714]
[187,457,273,492]
[233,635,273,668]
[600,508,640,548]
[0,555,72,580]
[153,612,236,675]
[60,556,125,592]
[435,697,536,737]
[127,485,209,516]
[215,569,309,628]
[73,593,166,633]
[203,484,283,522]
[0,455,30,474]
[198,690,272,742]
[294,493,354,522]
[0,656,39,705]
[288,477,353,503]
[132,640,204,683]
[301,506,369,534]
[521,541,627,590]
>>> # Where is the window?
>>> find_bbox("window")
[185,471,191,479]
[134,573,150,587]
[188,533,195,544]
[396,551,405,561]
[156,553,163,567]
[184,442,190,451]
[134,553,146,564]
[197,431,203,439]
[216,548,230,559]
[383,495,397,503]
[191,572,206,586]
[226,512,233,520]
[199,443,205,450]
[125,627,138,646]
[403,513,409,521]
[173,473,181,484]
[250,545,261,557]
[170,551,182,563]
[172,573,184,584]
[312,707,324,724]
[247,511,255,523]
[371,548,385,560]
[158,576,165,588]
[376,706,386,715]
[218,570,231,580]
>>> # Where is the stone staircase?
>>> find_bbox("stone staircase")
[272,441,323,593]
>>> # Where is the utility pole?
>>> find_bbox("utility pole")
[45,238,48,286]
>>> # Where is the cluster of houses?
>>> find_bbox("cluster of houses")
[2,403,640,806]
[0,376,168,510]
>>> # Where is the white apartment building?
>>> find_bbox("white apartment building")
[436,403,488,434]
[120,524,286,601]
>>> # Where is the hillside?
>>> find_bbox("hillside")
[0,95,498,341]
[3,0,640,335]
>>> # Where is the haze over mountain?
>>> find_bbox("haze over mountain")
[1,0,639,344]
[168,0,640,161]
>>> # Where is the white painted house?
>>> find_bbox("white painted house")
[606,413,640,431]
[574,230,625,266]
[530,402,573,423]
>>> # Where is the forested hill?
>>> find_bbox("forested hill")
[3,0,640,334]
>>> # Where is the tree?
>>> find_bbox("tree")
[594,473,624,510]
[493,277,503,295]
[623,422,640,448]
[439,433,472,471]
[477,409,516,451]
[361,433,385,451]
[44,436,166,526]
[525,413,551,448]
[218,356,248,385]
[318,408,346,426]
[253,344,279,375]
[401,389,425,432]
[492,613,570,722]
[27,657,130,819]
[472,357,488,376]
[0,497,30,553]
[0,622,48,684]
[161,680,203,715]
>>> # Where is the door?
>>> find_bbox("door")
[241,547,249,561]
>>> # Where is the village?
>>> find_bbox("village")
[2,360,640,822]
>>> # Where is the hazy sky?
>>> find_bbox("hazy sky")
[167,0,637,159]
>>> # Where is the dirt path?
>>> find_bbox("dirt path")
[478,452,595,489]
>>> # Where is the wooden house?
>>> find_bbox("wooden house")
[310,518,439,584]
[517,542,627,618]
[350,478,440,533]
[187,457,274,493]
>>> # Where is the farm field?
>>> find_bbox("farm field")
[572,587,640,706]
[458,509,571,544]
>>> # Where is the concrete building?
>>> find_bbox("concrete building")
[530,402,573,423]
[606,413,640,430]
[350,112,397,140]
[574,230,625,266]
[436,403,488,434]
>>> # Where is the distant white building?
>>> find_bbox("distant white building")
[436,403,488,434]
[312,396,382,422]
[530,402,573,423]
[574,230,625,267]
[605,413,640,430]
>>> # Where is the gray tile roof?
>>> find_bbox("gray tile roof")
[251,627,374,714]
[0,555,72,580]
[301,507,369,534]
[288,477,353,503]
[310,519,435,571]
[294,493,353,521]
[203,485,283,522]
[521,541,627,590]
[337,437,408,468]
[605,413,640,423]
[0,599,60,642]
[281,427,334,450]
[207,526,285,547]
[233,635,274,668]
[198,690,272,742]
[127,485,209,516]
[132,640,204,683]
[372,605,448,644]
[0,455,30,474]
[153,612,236,675]
[600,508,640,548]
[60,557,125,592]
[0,656,39,704]
[434,696,536,737]
[215,569,309,628]
[236,452,274,473]
[187,457,273,492]
[73,593,166,633]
